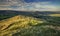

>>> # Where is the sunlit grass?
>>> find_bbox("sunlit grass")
[0,15,60,36]
[0,15,45,36]
[0,15,44,30]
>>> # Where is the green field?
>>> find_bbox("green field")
[0,11,60,36]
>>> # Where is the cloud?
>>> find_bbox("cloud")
[0,0,60,11]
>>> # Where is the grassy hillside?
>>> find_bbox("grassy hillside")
[0,10,60,36]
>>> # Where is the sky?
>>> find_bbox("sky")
[0,0,60,11]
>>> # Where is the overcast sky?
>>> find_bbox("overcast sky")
[0,0,60,11]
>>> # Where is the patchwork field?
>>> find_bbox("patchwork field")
[0,10,60,36]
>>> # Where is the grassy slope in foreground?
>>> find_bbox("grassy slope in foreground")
[0,15,45,36]
[0,15,60,36]
[0,10,60,36]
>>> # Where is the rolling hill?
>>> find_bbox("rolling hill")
[0,10,60,36]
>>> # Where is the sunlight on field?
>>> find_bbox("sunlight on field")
[0,15,44,30]
[49,14,60,17]
[0,14,60,36]
[0,15,45,36]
